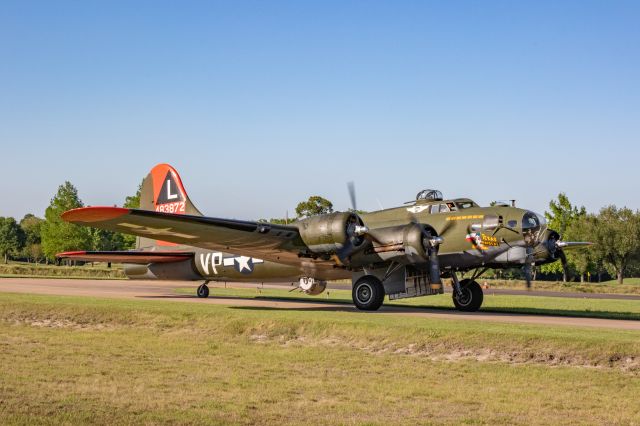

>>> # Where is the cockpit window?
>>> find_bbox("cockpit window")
[455,200,477,209]
[482,215,500,232]
[440,204,450,213]
[522,212,540,230]
[522,211,546,246]
[416,190,443,201]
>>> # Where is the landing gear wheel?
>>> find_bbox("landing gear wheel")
[452,279,483,312]
[352,276,385,311]
[197,284,210,298]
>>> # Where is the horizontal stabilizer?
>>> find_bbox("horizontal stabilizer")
[56,250,194,264]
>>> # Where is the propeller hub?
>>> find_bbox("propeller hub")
[353,225,369,236]
[429,236,444,247]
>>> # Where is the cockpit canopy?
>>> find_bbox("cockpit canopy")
[411,189,479,213]
[416,189,443,201]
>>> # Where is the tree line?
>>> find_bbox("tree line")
[0,181,329,264]
[0,182,141,264]
[2,182,640,284]
[540,194,640,284]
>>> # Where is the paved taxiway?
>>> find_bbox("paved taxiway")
[1,277,639,330]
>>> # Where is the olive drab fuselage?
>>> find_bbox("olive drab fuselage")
[128,195,549,283]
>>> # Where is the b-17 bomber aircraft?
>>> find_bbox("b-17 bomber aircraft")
[58,164,591,312]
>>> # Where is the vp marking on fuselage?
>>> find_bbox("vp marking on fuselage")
[199,253,264,275]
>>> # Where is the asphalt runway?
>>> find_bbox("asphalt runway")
[1,277,640,331]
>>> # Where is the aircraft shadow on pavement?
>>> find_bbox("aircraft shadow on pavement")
[135,294,640,321]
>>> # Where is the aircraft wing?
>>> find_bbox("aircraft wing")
[61,207,313,268]
[56,250,194,264]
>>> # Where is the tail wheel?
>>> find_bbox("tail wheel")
[197,284,209,298]
[452,279,483,312]
[352,276,385,311]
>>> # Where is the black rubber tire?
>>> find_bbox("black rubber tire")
[197,284,210,298]
[352,276,385,311]
[452,279,483,312]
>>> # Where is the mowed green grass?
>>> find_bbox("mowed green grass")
[1,292,640,424]
[478,277,640,294]
[177,285,640,321]
[0,261,125,279]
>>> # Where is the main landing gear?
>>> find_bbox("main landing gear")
[197,281,210,298]
[451,273,483,312]
[352,275,385,311]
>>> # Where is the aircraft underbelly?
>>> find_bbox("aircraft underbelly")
[439,246,508,269]
[192,250,350,282]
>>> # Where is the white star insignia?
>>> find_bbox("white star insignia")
[119,223,197,239]
[235,256,252,272]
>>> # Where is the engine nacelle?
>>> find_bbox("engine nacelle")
[298,277,327,295]
[352,223,436,266]
[296,212,365,255]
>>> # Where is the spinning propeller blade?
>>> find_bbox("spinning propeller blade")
[347,181,357,212]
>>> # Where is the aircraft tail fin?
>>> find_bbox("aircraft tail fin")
[137,163,203,248]
[139,163,203,216]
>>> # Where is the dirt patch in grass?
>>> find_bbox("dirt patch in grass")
[249,332,640,374]
[10,317,115,331]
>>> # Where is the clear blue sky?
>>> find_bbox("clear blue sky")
[1,0,638,220]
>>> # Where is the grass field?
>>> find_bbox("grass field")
[1,292,640,424]
[478,277,640,294]
[177,285,640,321]
[0,262,125,279]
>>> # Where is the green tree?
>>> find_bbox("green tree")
[541,193,587,281]
[90,228,126,252]
[295,196,333,218]
[123,182,142,208]
[563,219,595,282]
[579,206,640,284]
[0,217,24,263]
[121,182,143,249]
[19,214,44,263]
[545,193,587,236]
[41,181,92,261]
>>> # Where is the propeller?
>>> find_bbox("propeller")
[407,211,443,284]
[344,181,382,244]
[547,233,584,283]
[556,247,571,282]
[335,182,374,262]
[427,235,442,285]
[347,181,357,212]
[523,246,534,290]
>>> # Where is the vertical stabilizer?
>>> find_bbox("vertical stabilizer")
[137,164,203,249]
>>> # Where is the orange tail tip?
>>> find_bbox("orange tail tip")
[139,164,202,248]
[149,163,190,214]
